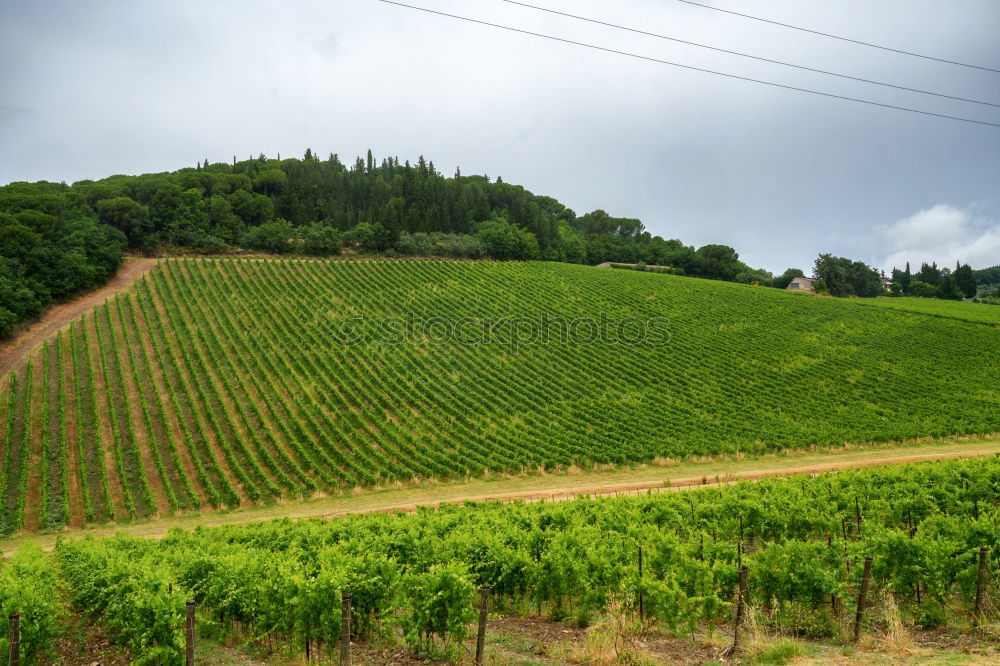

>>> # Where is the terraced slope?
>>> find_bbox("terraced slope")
[1,258,998,533]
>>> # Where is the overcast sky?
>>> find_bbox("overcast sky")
[1,0,998,273]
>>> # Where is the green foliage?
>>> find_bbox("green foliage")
[57,537,185,662]
[299,223,342,256]
[936,274,964,300]
[696,244,742,281]
[773,268,805,290]
[909,280,936,298]
[12,257,1000,528]
[0,194,127,338]
[401,564,477,656]
[752,639,813,664]
[916,262,942,286]
[344,221,397,252]
[396,231,484,258]
[95,196,150,245]
[240,219,295,253]
[973,264,1000,286]
[813,254,882,298]
[476,215,538,260]
[864,297,1000,326]
[609,263,680,275]
[1,150,788,341]
[34,454,1000,656]
[753,541,843,604]
[913,601,948,629]
[773,602,837,638]
[0,544,59,663]
[954,263,978,299]
[0,307,15,337]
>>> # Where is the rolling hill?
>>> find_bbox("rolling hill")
[1,257,999,534]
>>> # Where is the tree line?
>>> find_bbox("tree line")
[0,181,126,337]
[0,149,778,337]
[888,261,995,301]
[772,256,998,302]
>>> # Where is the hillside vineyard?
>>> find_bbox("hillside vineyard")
[1,258,999,533]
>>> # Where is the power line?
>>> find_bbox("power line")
[674,0,1000,74]
[377,0,1000,128]
[502,0,1000,108]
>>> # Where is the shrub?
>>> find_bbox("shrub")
[345,222,396,252]
[400,563,476,657]
[299,224,342,256]
[752,639,813,664]
[909,280,936,298]
[241,219,294,254]
[396,232,484,258]
[913,602,947,629]
[0,544,59,662]
[476,216,538,260]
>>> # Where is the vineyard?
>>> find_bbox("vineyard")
[857,296,1000,327]
[0,257,999,534]
[3,455,999,662]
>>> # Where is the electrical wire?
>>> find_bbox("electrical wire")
[674,0,1000,74]
[501,0,1000,108]
[377,0,1000,128]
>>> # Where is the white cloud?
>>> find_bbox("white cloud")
[874,204,1000,272]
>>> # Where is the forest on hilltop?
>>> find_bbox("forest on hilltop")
[0,150,772,337]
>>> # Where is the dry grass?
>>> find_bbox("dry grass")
[741,603,771,657]
[549,602,654,665]
[877,592,914,655]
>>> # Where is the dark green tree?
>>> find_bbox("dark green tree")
[915,262,941,286]
[773,268,805,290]
[94,197,149,246]
[937,274,963,300]
[954,263,977,299]
[696,245,741,281]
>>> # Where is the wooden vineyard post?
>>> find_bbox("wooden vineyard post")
[853,557,873,642]
[974,546,988,626]
[340,592,352,666]
[827,535,839,616]
[723,565,748,658]
[475,585,491,665]
[638,545,645,622]
[185,600,196,666]
[7,612,19,666]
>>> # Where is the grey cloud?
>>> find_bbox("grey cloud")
[0,0,998,272]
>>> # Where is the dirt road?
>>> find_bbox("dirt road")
[0,257,159,381]
[3,437,996,555]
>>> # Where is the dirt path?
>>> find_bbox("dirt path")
[0,257,159,383]
[3,436,997,555]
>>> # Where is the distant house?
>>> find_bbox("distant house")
[787,276,815,292]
